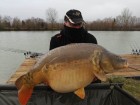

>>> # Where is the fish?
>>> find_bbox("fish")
[15,43,128,105]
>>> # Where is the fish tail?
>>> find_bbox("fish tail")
[15,74,34,105]
[18,85,33,105]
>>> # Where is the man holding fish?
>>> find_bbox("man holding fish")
[50,9,100,83]
[15,9,129,105]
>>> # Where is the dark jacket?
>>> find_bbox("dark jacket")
[49,25,97,50]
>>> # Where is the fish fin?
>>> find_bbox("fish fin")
[93,70,107,82]
[18,85,34,105]
[74,88,85,99]
[91,50,107,82]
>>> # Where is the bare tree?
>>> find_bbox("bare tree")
[2,16,12,29]
[0,15,2,29]
[46,8,58,29]
[12,17,21,30]
[116,8,133,30]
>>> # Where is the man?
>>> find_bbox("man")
[49,9,97,50]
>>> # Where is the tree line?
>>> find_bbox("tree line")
[0,8,140,31]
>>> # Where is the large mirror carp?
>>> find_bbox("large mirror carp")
[15,43,128,105]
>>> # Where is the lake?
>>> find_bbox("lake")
[0,31,140,84]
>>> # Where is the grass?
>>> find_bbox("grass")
[108,76,140,101]
[123,78,140,100]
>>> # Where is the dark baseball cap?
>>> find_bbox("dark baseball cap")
[65,9,84,24]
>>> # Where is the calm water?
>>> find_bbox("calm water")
[0,31,140,84]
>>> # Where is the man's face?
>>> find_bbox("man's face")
[64,21,83,29]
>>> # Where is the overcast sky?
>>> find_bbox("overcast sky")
[0,0,140,21]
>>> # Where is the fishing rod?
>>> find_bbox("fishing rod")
[130,42,140,55]
[0,47,26,53]
[129,43,136,55]
[0,47,44,58]
[134,41,140,54]
[133,41,140,55]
